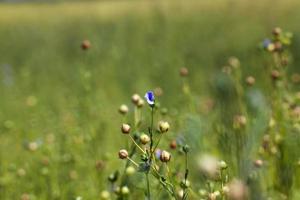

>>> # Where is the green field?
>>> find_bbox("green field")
[1,0,300,199]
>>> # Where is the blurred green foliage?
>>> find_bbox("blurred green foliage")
[1,0,300,199]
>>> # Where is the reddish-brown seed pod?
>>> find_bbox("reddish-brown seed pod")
[81,40,91,50]
[271,70,280,80]
[121,124,131,134]
[169,140,177,149]
[118,149,128,159]
[180,67,189,77]
[274,41,282,51]
[160,150,171,162]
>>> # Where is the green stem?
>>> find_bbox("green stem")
[183,152,189,199]
[146,173,151,200]
[149,107,154,162]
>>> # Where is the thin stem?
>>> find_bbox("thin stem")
[146,173,151,200]
[150,166,176,198]
[183,152,189,199]
[166,164,178,200]
[127,157,139,167]
[128,135,145,154]
[150,107,154,152]
[152,133,163,154]
[120,144,137,186]
[149,106,154,163]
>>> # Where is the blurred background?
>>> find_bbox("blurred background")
[1,0,300,199]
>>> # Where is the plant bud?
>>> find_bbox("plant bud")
[160,150,171,162]
[233,115,247,129]
[271,70,280,80]
[180,180,190,189]
[108,171,118,182]
[161,108,168,115]
[254,159,263,168]
[21,194,30,200]
[81,40,91,50]
[227,179,248,200]
[140,134,150,145]
[131,94,141,105]
[159,121,170,133]
[218,160,228,170]
[125,166,136,175]
[95,160,105,170]
[154,87,163,97]
[228,57,240,69]
[118,149,128,159]
[121,186,130,195]
[180,67,189,77]
[121,124,131,134]
[177,189,184,199]
[267,43,275,52]
[28,142,38,151]
[245,76,255,86]
[169,140,177,149]
[137,98,145,108]
[119,104,129,114]
[100,190,110,200]
[272,27,282,36]
[199,189,207,197]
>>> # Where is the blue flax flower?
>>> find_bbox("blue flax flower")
[145,91,155,106]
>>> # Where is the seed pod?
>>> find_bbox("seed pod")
[218,160,228,170]
[119,104,129,115]
[100,190,110,200]
[160,150,171,162]
[131,94,141,105]
[81,40,91,50]
[121,186,130,195]
[267,43,275,52]
[125,166,136,175]
[272,27,282,36]
[21,193,30,200]
[228,57,240,69]
[180,67,189,77]
[254,159,263,168]
[137,98,145,108]
[227,179,248,200]
[245,76,255,86]
[159,121,170,133]
[121,124,131,134]
[140,134,150,145]
[271,70,280,80]
[95,160,105,170]
[118,149,128,159]
[169,140,177,149]
[154,87,163,97]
